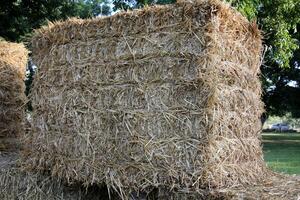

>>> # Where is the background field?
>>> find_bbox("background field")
[262,133,300,174]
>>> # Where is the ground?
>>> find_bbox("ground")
[262,132,300,174]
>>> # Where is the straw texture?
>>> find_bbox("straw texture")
[0,152,111,200]
[24,0,268,198]
[0,41,28,151]
[2,154,299,199]
[218,174,300,200]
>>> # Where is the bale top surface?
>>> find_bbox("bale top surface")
[0,41,28,77]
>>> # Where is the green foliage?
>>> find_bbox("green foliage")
[0,0,111,42]
[226,0,300,118]
[261,61,300,117]
[228,0,300,68]
[228,0,259,20]
[113,0,175,11]
[71,0,112,18]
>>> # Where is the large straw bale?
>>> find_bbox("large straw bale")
[24,0,269,198]
[0,41,28,151]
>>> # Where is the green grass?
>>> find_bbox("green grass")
[262,132,300,174]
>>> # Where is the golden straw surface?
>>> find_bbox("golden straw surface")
[0,41,28,150]
[24,0,269,198]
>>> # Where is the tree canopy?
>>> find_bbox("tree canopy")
[0,0,111,42]
[0,0,299,118]
[231,0,300,117]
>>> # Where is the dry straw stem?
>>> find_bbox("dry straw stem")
[218,173,300,200]
[25,0,269,198]
[2,153,299,200]
[0,152,110,200]
[0,41,28,150]
[0,167,109,200]
[0,153,225,200]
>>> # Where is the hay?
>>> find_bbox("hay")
[218,173,300,200]
[24,0,269,198]
[0,152,112,200]
[0,41,28,151]
[2,155,298,200]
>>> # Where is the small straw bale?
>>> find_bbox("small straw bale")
[0,41,28,151]
[24,0,269,198]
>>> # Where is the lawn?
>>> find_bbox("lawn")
[262,132,300,174]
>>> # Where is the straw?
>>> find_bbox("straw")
[0,41,28,151]
[24,0,269,198]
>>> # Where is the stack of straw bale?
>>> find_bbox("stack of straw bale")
[24,0,269,198]
[0,41,28,151]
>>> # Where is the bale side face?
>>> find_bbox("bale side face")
[0,42,28,150]
[25,0,267,197]
[200,3,267,188]
[26,2,212,192]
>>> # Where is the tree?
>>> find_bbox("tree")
[0,0,112,42]
[113,0,174,10]
[231,0,300,118]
